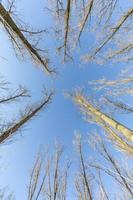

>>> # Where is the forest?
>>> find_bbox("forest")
[0,0,133,199]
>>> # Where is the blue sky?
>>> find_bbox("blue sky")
[0,0,133,199]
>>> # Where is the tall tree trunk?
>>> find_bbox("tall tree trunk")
[73,93,133,141]
[0,3,52,74]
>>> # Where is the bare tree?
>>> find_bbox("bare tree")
[72,91,133,154]
[63,0,71,61]
[0,76,53,145]
[27,143,70,200]
[52,0,72,61]
[48,0,132,65]
[76,0,94,44]
[83,7,133,62]
[88,135,133,199]
[0,91,53,144]
[0,1,54,74]
[103,97,133,114]
[74,133,133,199]
[74,134,93,200]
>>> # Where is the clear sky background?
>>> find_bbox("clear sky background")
[0,0,133,199]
